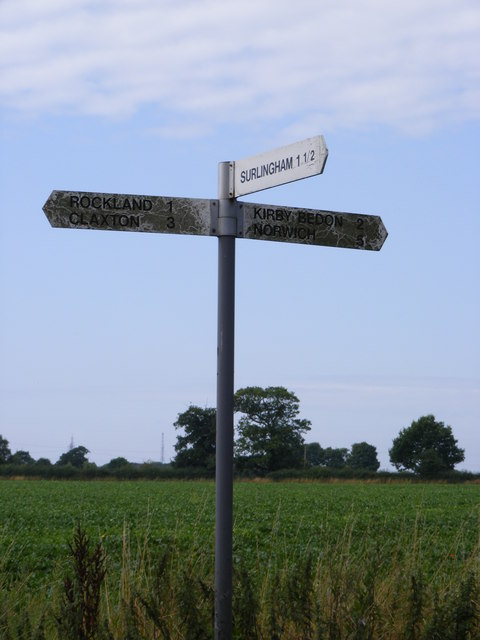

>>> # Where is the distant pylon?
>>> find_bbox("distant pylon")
[69,435,75,450]
[161,432,164,464]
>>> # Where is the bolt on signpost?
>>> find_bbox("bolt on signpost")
[42,135,387,640]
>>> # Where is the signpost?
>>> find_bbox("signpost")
[43,135,387,640]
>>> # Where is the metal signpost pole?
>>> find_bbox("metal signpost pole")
[215,162,236,639]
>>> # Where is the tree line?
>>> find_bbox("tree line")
[173,387,382,474]
[172,386,466,478]
[0,385,468,480]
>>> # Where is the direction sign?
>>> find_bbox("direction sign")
[233,135,328,198]
[43,190,218,237]
[239,201,387,251]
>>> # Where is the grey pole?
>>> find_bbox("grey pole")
[215,162,236,639]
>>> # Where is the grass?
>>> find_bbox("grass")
[0,479,479,638]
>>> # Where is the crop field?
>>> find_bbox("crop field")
[1,479,479,638]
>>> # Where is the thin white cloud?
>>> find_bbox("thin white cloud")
[1,0,479,135]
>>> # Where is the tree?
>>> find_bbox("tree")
[234,386,311,474]
[348,442,380,472]
[105,456,131,470]
[35,457,52,467]
[304,442,325,467]
[389,415,464,476]
[0,435,11,464]
[8,450,35,465]
[173,405,216,469]
[56,446,90,468]
[322,447,349,469]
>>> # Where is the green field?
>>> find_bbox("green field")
[1,479,479,638]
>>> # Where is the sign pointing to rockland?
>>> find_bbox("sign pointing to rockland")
[239,201,387,251]
[233,134,328,197]
[43,190,217,236]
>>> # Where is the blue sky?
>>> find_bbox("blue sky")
[1,0,479,470]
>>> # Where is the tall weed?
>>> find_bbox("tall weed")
[0,496,479,639]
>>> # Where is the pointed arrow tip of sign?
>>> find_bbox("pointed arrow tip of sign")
[377,222,388,250]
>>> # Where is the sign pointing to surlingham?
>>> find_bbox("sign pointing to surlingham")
[232,134,328,198]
